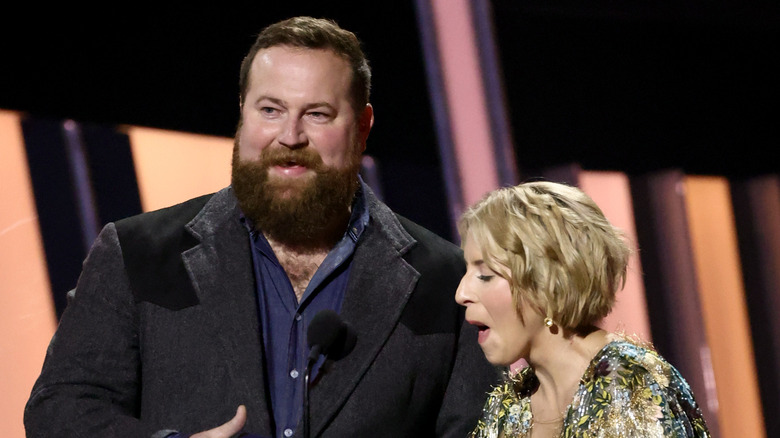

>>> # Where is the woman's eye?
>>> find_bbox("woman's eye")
[476,275,494,282]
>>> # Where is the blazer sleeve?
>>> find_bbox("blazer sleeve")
[435,307,500,437]
[24,223,166,437]
[393,215,500,437]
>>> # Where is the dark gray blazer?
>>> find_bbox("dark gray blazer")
[25,187,498,437]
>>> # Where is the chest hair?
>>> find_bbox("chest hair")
[272,245,329,302]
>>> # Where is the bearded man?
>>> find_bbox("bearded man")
[25,16,497,438]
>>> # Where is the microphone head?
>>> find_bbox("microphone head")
[307,310,357,361]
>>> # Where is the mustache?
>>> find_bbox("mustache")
[260,146,324,169]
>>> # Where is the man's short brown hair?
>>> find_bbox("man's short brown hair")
[239,16,371,112]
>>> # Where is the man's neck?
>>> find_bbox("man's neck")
[263,209,350,301]
[266,237,329,302]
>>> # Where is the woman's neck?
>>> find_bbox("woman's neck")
[527,328,611,421]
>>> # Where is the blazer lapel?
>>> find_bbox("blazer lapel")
[308,194,419,436]
[181,189,273,433]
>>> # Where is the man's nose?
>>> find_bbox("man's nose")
[277,116,307,149]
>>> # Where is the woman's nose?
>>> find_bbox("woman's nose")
[455,277,473,307]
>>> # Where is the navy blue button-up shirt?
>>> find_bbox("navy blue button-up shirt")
[244,182,369,438]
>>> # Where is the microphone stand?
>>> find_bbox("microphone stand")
[303,347,320,438]
[304,366,311,438]
[302,310,356,438]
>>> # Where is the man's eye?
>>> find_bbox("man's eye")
[260,107,279,115]
[307,111,330,120]
[477,275,493,282]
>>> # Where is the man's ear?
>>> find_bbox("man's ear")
[357,104,374,153]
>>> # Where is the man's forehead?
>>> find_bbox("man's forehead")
[252,45,348,67]
[247,46,352,87]
[244,46,356,107]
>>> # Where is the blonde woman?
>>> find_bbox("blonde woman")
[457,181,710,437]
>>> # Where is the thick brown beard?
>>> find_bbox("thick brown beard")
[231,139,361,248]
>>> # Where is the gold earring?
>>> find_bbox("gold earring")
[544,317,553,327]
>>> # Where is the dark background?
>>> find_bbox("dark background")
[2,2,778,234]
[491,1,779,177]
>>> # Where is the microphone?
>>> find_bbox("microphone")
[304,310,357,438]
[306,309,357,362]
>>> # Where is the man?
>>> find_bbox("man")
[25,16,497,438]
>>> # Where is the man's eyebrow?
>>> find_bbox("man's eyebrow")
[253,96,336,111]
[303,102,337,111]
[254,96,286,106]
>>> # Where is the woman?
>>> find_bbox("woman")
[456,181,710,437]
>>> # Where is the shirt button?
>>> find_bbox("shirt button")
[295,314,302,321]
[284,428,294,437]
[290,369,299,379]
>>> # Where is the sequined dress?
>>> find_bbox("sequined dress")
[470,340,710,438]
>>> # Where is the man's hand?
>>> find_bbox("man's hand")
[191,405,247,438]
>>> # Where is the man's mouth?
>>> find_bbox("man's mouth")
[271,159,311,176]
[261,146,323,173]
[273,158,302,167]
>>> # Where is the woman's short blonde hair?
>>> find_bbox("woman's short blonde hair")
[458,181,631,330]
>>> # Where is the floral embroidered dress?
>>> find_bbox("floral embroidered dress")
[470,340,710,438]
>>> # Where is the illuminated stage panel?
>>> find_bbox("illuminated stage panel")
[429,0,499,209]
[0,110,57,437]
[579,171,651,342]
[732,176,780,436]
[126,127,232,212]
[685,176,765,438]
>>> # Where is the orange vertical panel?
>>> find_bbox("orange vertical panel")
[685,176,765,438]
[0,110,58,437]
[430,0,499,209]
[125,126,233,212]
[580,171,652,342]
